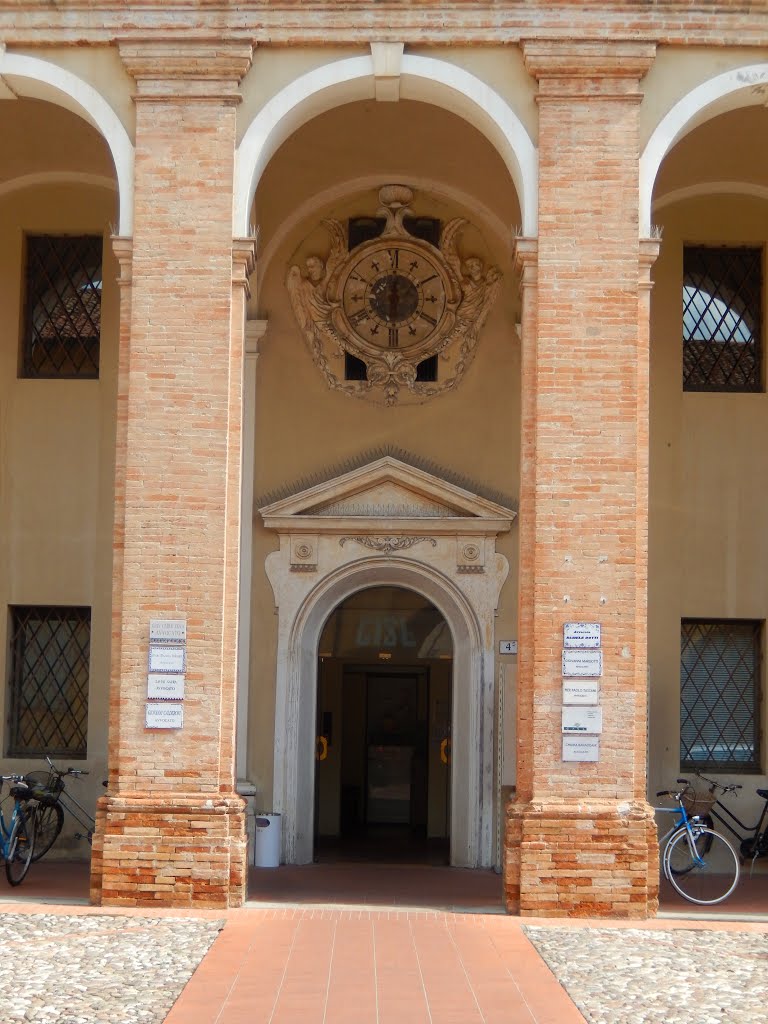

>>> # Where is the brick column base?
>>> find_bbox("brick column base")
[90,794,247,908]
[504,799,659,918]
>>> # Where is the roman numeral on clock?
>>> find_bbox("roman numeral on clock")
[389,328,399,348]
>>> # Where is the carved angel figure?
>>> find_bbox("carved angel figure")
[439,220,502,358]
[286,219,349,367]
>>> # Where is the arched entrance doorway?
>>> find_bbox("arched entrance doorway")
[314,585,453,864]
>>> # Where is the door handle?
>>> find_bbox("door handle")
[316,735,328,761]
[440,737,451,765]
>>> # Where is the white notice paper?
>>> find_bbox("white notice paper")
[562,679,600,705]
[145,703,184,729]
[149,618,187,642]
[562,736,600,762]
[563,622,601,649]
[562,706,603,734]
[147,673,185,700]
[562,648,603,677]
[148,645,186,673]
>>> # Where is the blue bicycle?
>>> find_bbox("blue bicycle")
[0,774,35,886]
[656,782,740,905]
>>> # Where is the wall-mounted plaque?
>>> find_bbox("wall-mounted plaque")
[149,618,187,642]
[499,641,518,655]
[562,649,602,677]
[562,679,600,705]
[563,622,601,649]
[148,645,186,674]
[147,673,185,700]
[562,735,600,762]
[145,703,184,729]
[562,706,603,734]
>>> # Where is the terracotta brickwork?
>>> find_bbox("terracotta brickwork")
[505,40,660,918]
[92,41,253,908]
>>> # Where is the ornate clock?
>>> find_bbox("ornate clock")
[287,185,501,405]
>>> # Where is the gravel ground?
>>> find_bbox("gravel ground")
[0,913,223,1024]
[525,926,768,1024]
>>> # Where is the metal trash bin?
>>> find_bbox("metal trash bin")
[253,812,281,867]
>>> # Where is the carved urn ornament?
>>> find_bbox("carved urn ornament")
[286,185,501,405]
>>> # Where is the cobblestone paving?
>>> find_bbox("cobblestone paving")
[525,926,768,1024]
[0,913,223,1024]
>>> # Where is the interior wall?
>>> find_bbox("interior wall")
[246,98,522,811]
[0,101,119,850]
[648,105,768,818]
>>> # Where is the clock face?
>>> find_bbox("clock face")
[340,242,449,353]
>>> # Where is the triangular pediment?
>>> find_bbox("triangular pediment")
[259,456,515,525]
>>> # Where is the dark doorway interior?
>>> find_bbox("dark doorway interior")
[314,587,452,865]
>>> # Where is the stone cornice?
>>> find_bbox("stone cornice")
[523,38,656,100]
[1,5,768,47]
[119,38,253,103]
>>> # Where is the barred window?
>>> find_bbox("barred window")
[683,246,762,392]
[7,606,90,758]
[22,235,102,379]
[680,619,761,772]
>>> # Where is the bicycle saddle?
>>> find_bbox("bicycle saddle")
[756,789,768,799]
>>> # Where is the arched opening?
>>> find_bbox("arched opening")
[314,585,453,864]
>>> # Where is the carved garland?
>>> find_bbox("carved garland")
[339,535,437,552]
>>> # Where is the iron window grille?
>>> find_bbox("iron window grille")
[682,246,762,392]
[22,235,103,379]
[7,606,90,758]
[680,619,762,772]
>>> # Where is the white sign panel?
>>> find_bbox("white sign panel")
[562,706,603,734]
[562,648,603,677]
[563,622,601,649]
[148,645,186,673]
[147,673,185,700]
[145,703,184,729]
[562,679,600,705]
[562,735,600,762]
[149,618,187,642]
[499,640,518,655]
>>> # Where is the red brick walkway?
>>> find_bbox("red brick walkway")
[164,907,585,1024]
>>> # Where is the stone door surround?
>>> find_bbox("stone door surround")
[260,455,515,866]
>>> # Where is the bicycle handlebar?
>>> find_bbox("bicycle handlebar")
[44,755,88,778]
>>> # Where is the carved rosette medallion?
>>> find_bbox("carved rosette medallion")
[286,185,501,406]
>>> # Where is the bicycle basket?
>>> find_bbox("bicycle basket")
[23,770,64,801]
[680,785,717,818]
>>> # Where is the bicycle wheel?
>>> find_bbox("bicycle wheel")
[664,826,739,905]
[667,823,711,876]
[31,801,64,862]
[5,810,35,886]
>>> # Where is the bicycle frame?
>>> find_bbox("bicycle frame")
[58,789,95,843]
[708,798,768,846]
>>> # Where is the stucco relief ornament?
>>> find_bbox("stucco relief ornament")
[286,185,501,405]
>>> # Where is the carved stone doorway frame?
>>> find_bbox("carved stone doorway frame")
[260,456,514,867]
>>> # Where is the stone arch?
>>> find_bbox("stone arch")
[234,53,537,238]
[272,557,496,868]
[640,63,768,235]
[0,50,134,233]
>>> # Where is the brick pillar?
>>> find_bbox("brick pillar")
[505,41,660,918]
[93,41,254,909]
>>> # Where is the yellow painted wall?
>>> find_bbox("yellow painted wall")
[649,104,768,822]
[0,100,118,853]
[246,98,522,810]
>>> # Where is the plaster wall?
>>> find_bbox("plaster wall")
[0,161,119,849]
[245,99,521,814]
[649,105,768,824]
